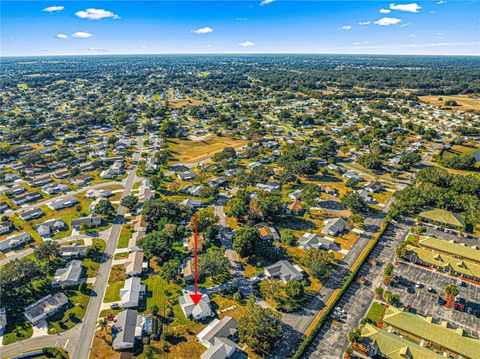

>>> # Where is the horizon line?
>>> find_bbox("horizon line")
[2,52,480,58]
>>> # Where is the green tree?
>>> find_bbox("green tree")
[341,191,367,213]
[239,297,282,354]
[199,248,229,281]
[233,226,260,258]
[120,195,138,211]
[160,259,180,282]
[279,229,296,245]
[34,241,60,269]
[94,199,116,220]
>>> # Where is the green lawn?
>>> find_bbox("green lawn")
[2,320,33,345]
[366,301,386,323]
[117,224,132,249]
[48,287,92,334]
[103,281,123,303]
[142,275,167,313]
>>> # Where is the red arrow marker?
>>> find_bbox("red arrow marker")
[189,212,202,305]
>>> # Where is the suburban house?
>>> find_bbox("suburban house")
[288,189,302,200]
[285,200,304,215]
[181,198,203,209]
[120,277,146,308]
[257,225,280,241]
[197,316,238,347]
[298,232,335,250]
[86,188,113,199]
[180,258,195,282]
[112,309,151,351]
[0,232,31,253]
[177,171,196,181]
[71,214,102,229]
[0,221,12,234]
[19,208,43,221]
[264,260,304,282]
[342,170,362,182]
[60,244,89,258]
[364,181,383,193]
[41,183,69,195]
[23,292,68,325]
[132,215,147,232]
[0,202,9,212]
[256,182,281,192]
[52,260,83,287]
[197,316,240,359]
[125,251,146,277]
[28,175,52,188]
[36,218,67,238]
[179,291,214,320]
[322,217,347,236]
[48,196,78,210]
[128,231,145,250]
[12,192,42,206]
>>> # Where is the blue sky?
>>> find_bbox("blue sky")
[1,1,479,56]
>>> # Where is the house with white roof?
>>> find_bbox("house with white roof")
[179,291,214,321]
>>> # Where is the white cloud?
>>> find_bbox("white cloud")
[206,44,213,48]
[341,25,352,30]
[353,41,370,46]
[260,0,275,6]
[72,32,93,38]
[379,9,391,13]
[238,40,255,47]
[389,3,422,13]
[87,47,108,52]
[374,17,402,26]
[43,6,64,12]
[437,0,446,4]
[55,33,68,39]
[75,8,120,20]
[191,27,214,34]
[359,21,371,25]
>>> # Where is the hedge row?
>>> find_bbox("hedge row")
[291,220,390,359]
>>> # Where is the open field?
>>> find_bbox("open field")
[420,95,480,112]
[167,135,246,164]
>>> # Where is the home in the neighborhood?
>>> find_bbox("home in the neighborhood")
[52,260,83,287]
[0,221,12,234]
[298,232,335,250]
[71,214,102,229]
[60,244,89,258]
[48,196,78,210]
[179,291,214,321]
[264,260,304,283]
[112,309,151,351]
[197,316,240,359]
[41,183,69,195]
[177,171,197,181]
[0,232,31,253]
[120,277,146,308]
[19,208,43,221]
[36,218,67,238]
[322,217,347,236]
[23,292,68,325]
[125,251,146,277]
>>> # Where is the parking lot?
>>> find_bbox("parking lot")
[305,221,410,359]
[391,261,480,337]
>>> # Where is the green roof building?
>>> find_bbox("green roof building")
[382,306,480,359]
[419,208,466,229]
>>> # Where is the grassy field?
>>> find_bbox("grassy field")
[117,224,132,249]
[48,287,92,334]
[420,95,480,112]
[366,301,386,323]
[167,135,246,164]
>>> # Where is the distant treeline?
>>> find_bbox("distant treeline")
[1,54,479,95]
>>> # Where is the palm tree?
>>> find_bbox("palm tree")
[96,318,108,332]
